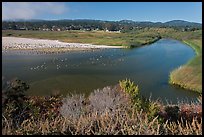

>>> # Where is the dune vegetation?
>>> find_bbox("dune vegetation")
[2,78,202,135]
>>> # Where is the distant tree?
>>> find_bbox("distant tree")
[10,22,17,30]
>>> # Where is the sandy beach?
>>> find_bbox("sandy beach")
[2,37,123,53]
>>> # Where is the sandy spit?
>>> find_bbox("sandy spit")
[2,37,123,51]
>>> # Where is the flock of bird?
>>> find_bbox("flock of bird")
[29,54,125,72]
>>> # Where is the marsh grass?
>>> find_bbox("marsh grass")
[169,39,202,93]
[2,30,160,47]
[167,29,202,93]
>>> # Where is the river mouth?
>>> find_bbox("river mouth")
[2,38,200,104]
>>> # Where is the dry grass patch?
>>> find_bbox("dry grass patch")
[170,66,202,93]
[2,78,202,135]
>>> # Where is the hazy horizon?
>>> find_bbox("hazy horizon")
[2,2,202,23]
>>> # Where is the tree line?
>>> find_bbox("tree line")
[2,19,201,32]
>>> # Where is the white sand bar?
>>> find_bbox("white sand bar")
[2,37,123,51]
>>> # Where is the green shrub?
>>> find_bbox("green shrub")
[119,79,139,98]
[2,78,30,128]
[2,78,29,106]
[119,79,160,120]
[141,97,160,121]
[119,79,143,111]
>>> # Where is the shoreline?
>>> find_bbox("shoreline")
[168,40,202,93]
[2,37,124,53]
[2,36,201,93]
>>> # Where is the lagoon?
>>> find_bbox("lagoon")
[2,39,199,104]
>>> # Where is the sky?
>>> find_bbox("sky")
[2,2,202,23]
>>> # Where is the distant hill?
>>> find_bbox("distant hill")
[163,20,202,27]
[118,20,202,28]
[2,19,202,31]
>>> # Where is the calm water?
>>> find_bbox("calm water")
[2,39,200,104]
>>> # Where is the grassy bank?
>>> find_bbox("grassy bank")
[2,79,202,135]
[2,30,161,47]
[147,28,202,93]
[167,30,202,93]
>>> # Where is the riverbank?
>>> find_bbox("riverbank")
[169,39,202,93]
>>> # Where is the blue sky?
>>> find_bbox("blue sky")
[2,2,202,23]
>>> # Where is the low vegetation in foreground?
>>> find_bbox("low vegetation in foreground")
[2,78,202,135]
